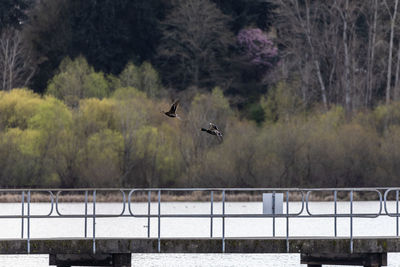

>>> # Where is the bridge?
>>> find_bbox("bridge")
[0,188,399,267]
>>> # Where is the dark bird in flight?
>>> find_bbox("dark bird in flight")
[163,100,181,120]
[201,122,223,141]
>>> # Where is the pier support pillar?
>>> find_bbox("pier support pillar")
[49,253,131,267]
[112,253,131,267]
[301,253,387,267]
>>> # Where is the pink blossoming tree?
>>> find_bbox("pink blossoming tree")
[237,28,278,68]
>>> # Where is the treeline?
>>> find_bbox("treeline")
[0,0,276,118]
[3,0,400,188]
[1,57,400,188]
[3,0,400,118]
[3,1,400,112]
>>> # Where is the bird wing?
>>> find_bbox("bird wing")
[209,122,219,131]
[170,100,179,113]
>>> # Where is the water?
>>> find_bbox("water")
[0,201,400,266]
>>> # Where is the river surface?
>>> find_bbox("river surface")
[0,201,399,266]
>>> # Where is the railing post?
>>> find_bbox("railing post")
[148,190,151,238]
[396,190,399,237]
[272,190,275,237]
[286,191,289,253]
[21,191,24,239]
[350,190,353,254]
[84,190,88,238]
[334,190,337,237]
[158,190,161,253]
[93,190,96,254]
[27,190,30,254]
[222,190,225,253]
[210,191,213,238]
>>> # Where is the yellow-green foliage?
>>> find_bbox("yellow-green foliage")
[46,56,110,107]
[0,88,43,129]
[119,61,165,98]
[79,129,123,187]
[119,62,140,88]
[7,63,400,188]
[0,89,74,187]
[4,128,41,157]
[189,87,232,129]
[370,102,400,134]
[28,96,72,132]
[78,98,117,135]
[262,81,304,123]
[112,86,147,100]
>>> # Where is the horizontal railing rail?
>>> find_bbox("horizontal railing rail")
[0,188,398,254]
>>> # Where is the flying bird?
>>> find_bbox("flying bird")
[201,122,223,141]
[163,100,181,120]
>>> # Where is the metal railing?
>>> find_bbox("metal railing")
[1,188,400,254]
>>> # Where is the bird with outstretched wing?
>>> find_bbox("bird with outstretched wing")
[201,122,223,142]
[163,100,181,120]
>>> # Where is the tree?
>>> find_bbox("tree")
[365,0,379,106]
[0,89,72,187]
[25,0,166,93]
[23,0,73,93]
[229,27,278,100]
[119,61,165,98]
[0,28,35,91]
[270,0,388,112]
[212,0,276,33]
[275,0,329,110]
[178,87,233,185]
[112,88,150,186]
[0,0,32,30]
[46,56,110,107]
[237,28,278,68]
[67,0,164,73]
[27,96,72,187]
[77,98,117,136]
[79,129,123,187]
[384,0,399,104]
[0,88,42,130]
[156,0,234,90]
[262,81,304,123]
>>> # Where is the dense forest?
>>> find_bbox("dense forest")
[1,0,400,188]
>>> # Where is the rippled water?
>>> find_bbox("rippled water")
[0,201,399,266]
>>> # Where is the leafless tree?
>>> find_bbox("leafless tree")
[271,0,390,112]
[272,0,337,110]
[384,0,399,104]
[156,0,233,90]
[366,0,379,106]
[0,28,35,91]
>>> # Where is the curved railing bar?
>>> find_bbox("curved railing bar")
[384,188,400,217]
[0,190,54,219]
[119,189,126,216]
[128,189,137,216]
[47,190,55,217]
[305,189,383,218]
[55,189,126,217]
[55,191,62,216]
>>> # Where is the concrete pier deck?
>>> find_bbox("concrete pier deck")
[0,237,397,254]
[0,237,395,266]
